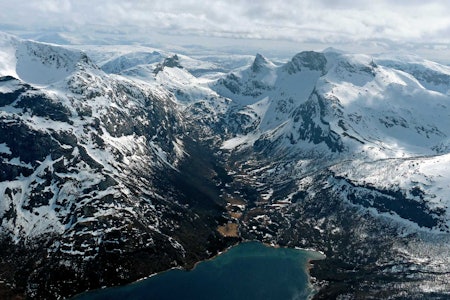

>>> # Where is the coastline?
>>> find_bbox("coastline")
[72,240,326,300]
[72,240,241,299]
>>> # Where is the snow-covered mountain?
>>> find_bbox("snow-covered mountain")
[0,33,235,299]
[211,49,450,298]
[0,32,449,299]
[216,50,450,157]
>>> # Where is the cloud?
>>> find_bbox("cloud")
[31,0,72,13]
[1,0,450,57]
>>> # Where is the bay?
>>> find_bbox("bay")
[72,242,324,300]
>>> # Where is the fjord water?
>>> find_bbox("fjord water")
[73,242,323,300]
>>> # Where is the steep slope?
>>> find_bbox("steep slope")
[0,35,234,299]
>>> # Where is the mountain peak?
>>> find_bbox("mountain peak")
[284,51,327,75]
[251,53,274,73]
[154,54,183,74]
[163,54,182,68]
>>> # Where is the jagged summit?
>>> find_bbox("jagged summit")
[213,53,277,98]
[251,53,275,73]
[162,54,182,68]
[154,54,183,74]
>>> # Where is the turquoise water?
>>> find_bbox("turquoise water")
[73,242,323,300]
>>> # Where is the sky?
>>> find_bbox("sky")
[1,0,450,61]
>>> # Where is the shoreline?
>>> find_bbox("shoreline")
[72,240,326,299]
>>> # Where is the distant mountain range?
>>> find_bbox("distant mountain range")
[0,32,449,299]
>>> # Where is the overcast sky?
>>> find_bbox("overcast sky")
[1,0,450,60]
